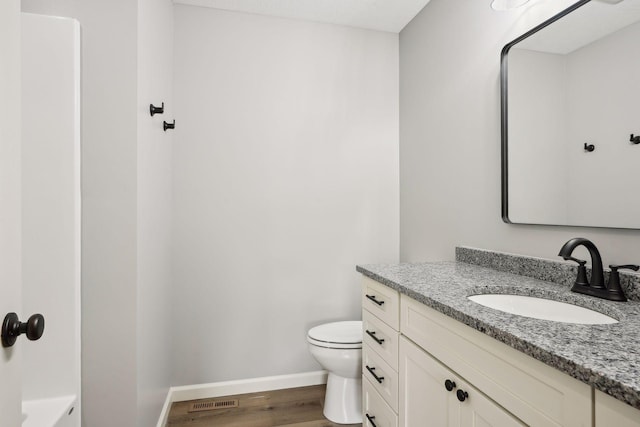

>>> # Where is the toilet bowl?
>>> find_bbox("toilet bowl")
[307,321,362,424]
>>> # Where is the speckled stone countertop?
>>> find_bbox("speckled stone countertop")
[356,247,640,410]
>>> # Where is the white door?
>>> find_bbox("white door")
[0,0,23,426]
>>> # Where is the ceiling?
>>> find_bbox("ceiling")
[172,0,432,33]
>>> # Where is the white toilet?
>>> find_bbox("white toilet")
[307,321,362,424]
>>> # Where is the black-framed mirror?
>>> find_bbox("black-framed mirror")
[501,0,640,229]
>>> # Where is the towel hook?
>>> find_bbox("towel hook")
[150,102,164,116]
[163,120,175,131]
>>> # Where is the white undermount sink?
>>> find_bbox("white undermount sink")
[468,294,618,324]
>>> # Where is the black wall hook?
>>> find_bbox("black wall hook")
[630,134,640,144]
[584,143,595,152]
[150,102,164,116]
[163,120,175,131]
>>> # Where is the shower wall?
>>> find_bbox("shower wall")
[21,13,81,408]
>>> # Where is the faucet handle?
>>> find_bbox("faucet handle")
[605,264,638,302]
[609,264,640,272]
[564,256,588,287]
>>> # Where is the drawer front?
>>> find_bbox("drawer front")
[362,276,399,330]
[363,377,398,427]
[363,343,398,412]
[363,309,399,369]
[400,294,592,427]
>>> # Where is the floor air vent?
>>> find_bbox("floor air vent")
[188,399,239,413]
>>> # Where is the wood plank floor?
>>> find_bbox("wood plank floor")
[167,385,362,427]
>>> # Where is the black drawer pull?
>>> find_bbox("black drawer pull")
[457,389,469,402]
[444,379,456,391]
[365,413,378,427]
[365,294,385,306]
[365,329,385,345]
[365,365,384,384]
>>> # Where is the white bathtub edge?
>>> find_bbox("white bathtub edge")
[22,394,76,427]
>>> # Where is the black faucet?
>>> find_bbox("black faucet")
[558,238,637,302]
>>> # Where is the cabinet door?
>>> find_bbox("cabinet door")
[458,381,525,427]
[400,336,457,426]
[595,390,640,427]
[400,337,524,427]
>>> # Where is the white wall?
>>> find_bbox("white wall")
[172,5,399,386]
[508,48,568,224]
[565,21,640,227]
[399,0,640,267]
[136,0,174,425]
[21,14,81,409]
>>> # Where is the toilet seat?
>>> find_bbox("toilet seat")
[307,321,362,349]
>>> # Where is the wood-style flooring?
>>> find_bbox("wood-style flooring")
[167,384,362,427]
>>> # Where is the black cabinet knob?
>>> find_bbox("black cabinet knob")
[456,389,469,402]
[444,379,456,391]
[1,313,45,347]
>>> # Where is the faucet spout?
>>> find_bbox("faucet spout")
[558,237,605,288]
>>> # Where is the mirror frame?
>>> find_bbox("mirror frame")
[500,0,593,225]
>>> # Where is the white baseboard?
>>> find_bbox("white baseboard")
[156,370,328,427]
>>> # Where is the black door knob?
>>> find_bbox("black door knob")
[444,379,456,391]
[456,389,469,402]
[1,313,45,347]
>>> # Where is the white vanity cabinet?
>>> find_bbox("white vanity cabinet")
[399,294,592,427]
[362,276,400,427]
[399,336,524,426]
[595,390,640,427]
[360,272,603,427]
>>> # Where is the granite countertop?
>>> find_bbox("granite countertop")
[357,250,640,410]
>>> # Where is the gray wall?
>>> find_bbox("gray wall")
[399,0,640,266]
[137,0,174,425]
[171,5,399,386]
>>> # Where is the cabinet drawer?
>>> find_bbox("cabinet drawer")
[363,377,398,427]
[363,309,399,369]
[400,294,592,427]
[362,276,399,330]
[363,343,398,412]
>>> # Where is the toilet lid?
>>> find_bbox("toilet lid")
[307,321,362,349]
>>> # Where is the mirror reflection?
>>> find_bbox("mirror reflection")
[502,0,640,229]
